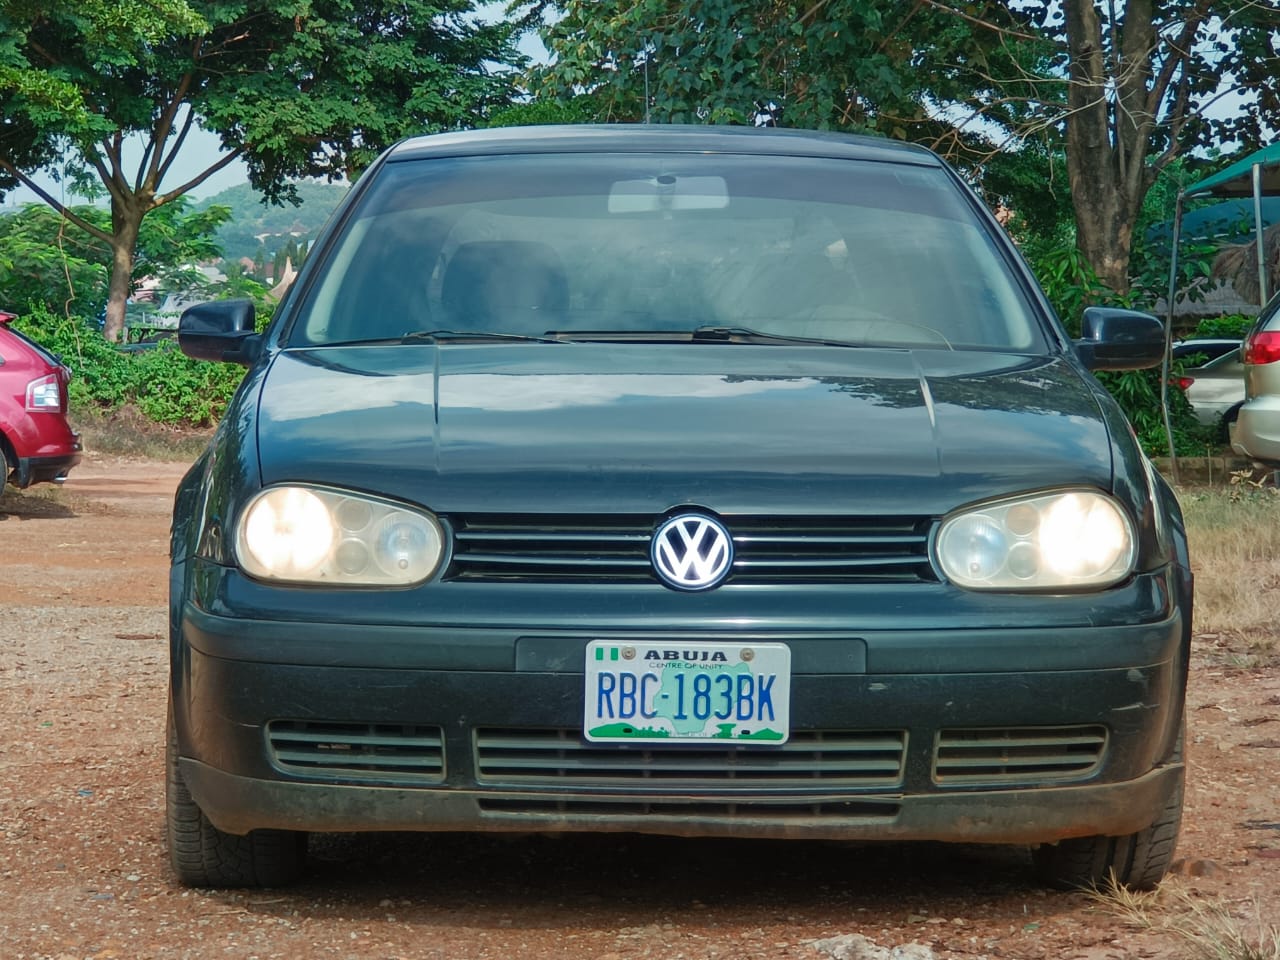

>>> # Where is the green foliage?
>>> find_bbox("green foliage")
[11,303,244,426]
[0,0,206,165]
[1023,238,1212,456]
[0,204,108,312]
[1025,244,1111,337]
[1094,367,1204,458]
[1193,314,1254,339]
[528,0,1280,300]
[483,97,600,127]
[0,197,231,316]
[527,0,1038,138]
[1,0,522,339]
[979,143,1073,245]
[1,1,522,200]
[126,344,245,425]
[135,201,232,290]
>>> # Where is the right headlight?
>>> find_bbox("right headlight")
[935,490,1135,591]
[235,485,445,586]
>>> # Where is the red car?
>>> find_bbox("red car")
[0,310,82,488]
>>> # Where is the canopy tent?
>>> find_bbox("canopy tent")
[1146,196,1280,252]
[1173,142,1280,308]
[1184,142,1280,200]
[1159,143,1280,478]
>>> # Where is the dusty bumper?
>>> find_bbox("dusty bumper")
[182,758,1183,844]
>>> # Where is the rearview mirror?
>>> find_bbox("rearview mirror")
[608,175,730,213]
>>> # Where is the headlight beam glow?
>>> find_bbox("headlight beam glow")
[236,486,443,586]
[935,490,1135,591]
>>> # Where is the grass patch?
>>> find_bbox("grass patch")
[72,402,214,462]
[1181,484,1280,652]
[1089,874,1280,960]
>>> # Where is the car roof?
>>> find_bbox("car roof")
[387,124,945,168]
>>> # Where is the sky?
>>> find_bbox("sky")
[0,4,549,212]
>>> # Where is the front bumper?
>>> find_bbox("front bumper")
[173,590,1188,844]
[181,755,1183,843]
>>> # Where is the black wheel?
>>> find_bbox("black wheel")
[1033,728,1183,890]
[0,439,13,489]
[166,698,306,887]
[1219,402,1243,443]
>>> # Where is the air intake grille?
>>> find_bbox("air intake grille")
[933,726,1107,786]
[446,514,936,584]
[478,798,901,820]
[267,721,445,783]
[474,728,906,788]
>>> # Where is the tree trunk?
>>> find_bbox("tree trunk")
[1071,174,1138,296]
[1063,0,1157,297]
[103,200,143,343]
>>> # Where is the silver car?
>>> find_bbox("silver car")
[1180,346,1243,432]
[1230,294,1280,463]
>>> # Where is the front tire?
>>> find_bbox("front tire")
[1033,730,1184,890]
[166,698,306,887]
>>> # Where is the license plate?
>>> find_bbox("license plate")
[584,641,791,744]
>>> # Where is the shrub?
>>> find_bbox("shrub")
[127,343,245,425]
[1191,313,1254,339]
[12,303,245,427]
[1025,247,1210,456]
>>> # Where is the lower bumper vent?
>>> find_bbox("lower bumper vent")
[267,721,445,783]
[475,728,906,788]
[478,797,901,820]
[933,725,1107,786]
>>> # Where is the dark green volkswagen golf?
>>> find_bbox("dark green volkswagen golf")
[167,125,1191,889]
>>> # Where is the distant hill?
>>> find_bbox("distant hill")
[198,181,349,264]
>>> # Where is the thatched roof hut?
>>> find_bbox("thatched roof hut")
[1212,221,1280,306]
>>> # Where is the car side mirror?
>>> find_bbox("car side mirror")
[178,299,263,367]
[1074,307,1166,371]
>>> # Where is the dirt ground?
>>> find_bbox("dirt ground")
[2,452,1278,960]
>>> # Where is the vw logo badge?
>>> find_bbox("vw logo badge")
[651,513,734,591]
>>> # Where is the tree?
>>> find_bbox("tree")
[0,197,229,315]
[528,0,1280,295]
[526,1,1027,135]
[0,204,107,312]
[0,0,521,340]
[1052,0,1280,292]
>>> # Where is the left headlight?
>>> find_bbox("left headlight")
[935,490,1135,591]
[235,485,445,586]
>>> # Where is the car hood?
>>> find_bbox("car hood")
[255,344,1112,515]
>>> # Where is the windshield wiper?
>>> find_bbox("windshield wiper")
[690,325,868,347]
[540,330,870,348]
[404,329,566,344]
[545,327,874,347]
[313,330,566,347]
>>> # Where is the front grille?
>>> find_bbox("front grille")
[446,514,937,584]
[933,725,1107,786]
[474,728,907,788]
[267,721,445,783]
[478,797,901,820]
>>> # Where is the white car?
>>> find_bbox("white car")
[1178,345,1244,432]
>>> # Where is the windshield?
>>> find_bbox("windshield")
[289,153,1046,352]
